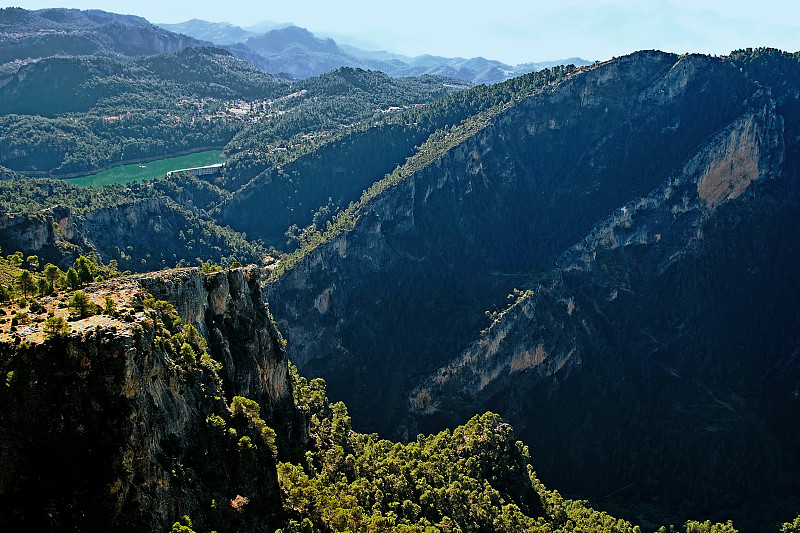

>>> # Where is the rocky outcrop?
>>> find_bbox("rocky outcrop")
[0,267,293,532]
[408,272,586,424]
[0,197,263,273]
[137,267,292,422]
[408,96,786,425]
[0,204,85,264]
[0,200,181,269]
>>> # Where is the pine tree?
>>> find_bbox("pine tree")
[16,270,34,298]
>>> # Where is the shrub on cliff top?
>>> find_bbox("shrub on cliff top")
[68,290,98,319]
[43,316,70,339]
[200,260,222,273]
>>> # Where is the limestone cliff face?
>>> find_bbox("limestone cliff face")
[407,272,587,423]
[137,267,292,421]
[0,267,293,532]
[0,204,82,264]
[0,200,173,269]
[409,98,786,419]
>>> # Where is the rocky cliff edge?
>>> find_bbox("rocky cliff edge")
[0,266,293,532]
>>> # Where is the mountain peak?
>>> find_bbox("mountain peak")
[244,25,340,56]
[157,18,254,45]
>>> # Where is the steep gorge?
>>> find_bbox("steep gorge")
[265,50,760,433]
[2,43,800,528]
[264,50,800,526]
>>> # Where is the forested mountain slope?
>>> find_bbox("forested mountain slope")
[0,47,280,116]
[216,67,469,193]
[0,48,463,177]
[0,174,265,272]
[263,48,800,528]
[0,45,286,175]
[0,63,465,273]
[217,66,571,248]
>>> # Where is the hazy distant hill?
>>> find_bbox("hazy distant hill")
[0,7,590,86]
[0,7,205,63]
[157,19,592,83]
[156,19,296,45]
[244,26,339,56]
[237,26,359,79]
[157,18,255,44]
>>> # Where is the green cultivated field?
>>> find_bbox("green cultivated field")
[67,150,226,187]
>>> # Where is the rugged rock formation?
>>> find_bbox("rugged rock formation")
[264,50,800,526]
[265,50,763,432]
[410,98,785,417]
[0,204,83,264]
[0,266,293,532]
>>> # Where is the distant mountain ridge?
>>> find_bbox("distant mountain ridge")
[157,18,292,45]
[0,8,280,75]
[0,8,589,85]
[0,7,205,63]
[156,18,592,83]
[157,19,255,45]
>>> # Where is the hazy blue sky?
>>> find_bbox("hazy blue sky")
[9,0,800,64]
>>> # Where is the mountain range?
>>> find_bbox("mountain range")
[249,49,800,529]
[3,47,799,529]
[156,18,591,83]
[0,7,589,85]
